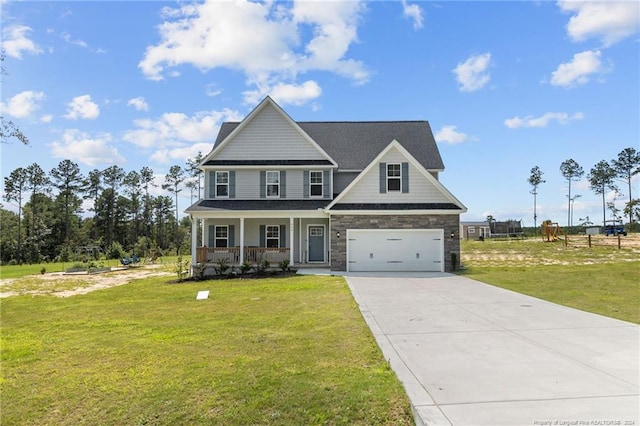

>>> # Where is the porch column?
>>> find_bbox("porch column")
[290,217,295,265]
[191,216,197,267]
[239,217,245,265]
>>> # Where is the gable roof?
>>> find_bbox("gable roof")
[327,139,466,212]
[202,97,337,167]
[212,120,444,172]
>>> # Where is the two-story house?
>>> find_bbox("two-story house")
[185,96,466,273]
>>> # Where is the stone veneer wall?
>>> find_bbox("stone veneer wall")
[330,214,461,272]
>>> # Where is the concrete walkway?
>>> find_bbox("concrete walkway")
[344,273,639,426]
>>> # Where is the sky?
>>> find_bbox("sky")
[1,0,639,227]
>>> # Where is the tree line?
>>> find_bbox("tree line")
[2,154,205,264]
[528,147,640,231]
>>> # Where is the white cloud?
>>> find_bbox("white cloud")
[452,52,492,92]
[150,143,213,165]
[61,32,88,48]
[49,129,125,166]
[1,25,43,59]
[0,90,45,118]
[558,1,640,47]
[40,114,53,123]
[123,108,242,163]
[139,0,368,105]
[504,112,584,129]
[402,0,424,30]
[550,50,607,88]
[205,83,222,97]
[243,80,322,106]
[127,97,149,111]
[434,125,468,144]
[64,95,100,120]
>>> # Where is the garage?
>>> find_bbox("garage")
[346,229,444,272]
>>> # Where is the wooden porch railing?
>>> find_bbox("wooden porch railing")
[196,247,290,265]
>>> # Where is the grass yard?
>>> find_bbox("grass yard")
[460,238,640,324]
[1,275,412,425]
[0,256,179,280]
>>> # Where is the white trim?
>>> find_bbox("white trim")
[306,224,326,263]
[265,224,280,248]
[386,163,401,192]
[265,170,280,198]
[214,225,229,248]
[215,170,230,198]
[309,170,324,198]
[327,139,467,212]
[201,97,338,167]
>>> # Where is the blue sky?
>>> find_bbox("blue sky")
[2,0,639,226]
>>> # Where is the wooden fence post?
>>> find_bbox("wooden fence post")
[588,234,592,248]
[618,234,621,249]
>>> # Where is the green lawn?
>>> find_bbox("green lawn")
[0,256,179,279]
[459,239,640,324]
[1,275,412,425]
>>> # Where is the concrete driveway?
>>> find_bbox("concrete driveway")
[344,273,639,426]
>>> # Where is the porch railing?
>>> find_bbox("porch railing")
[196,247,289,265]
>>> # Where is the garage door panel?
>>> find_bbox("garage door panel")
[347,229,443,272]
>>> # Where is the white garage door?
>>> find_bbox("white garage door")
[347,229,444,272]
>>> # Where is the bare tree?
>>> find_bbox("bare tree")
[559,159,584,230]
[3,167,28,262]
[612,147,640,228]
[587,160,618,228]
[1,53,29,145]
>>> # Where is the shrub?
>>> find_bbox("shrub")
[256,259,270,275]
[174,256,190,282]
[238,261,253,275]
[279,259,290,272]
[107,242,125,260]
[192,263,207,281]
[214,258,231,276]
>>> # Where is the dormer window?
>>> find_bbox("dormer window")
[387,163,401,192]
[216,171,229,197]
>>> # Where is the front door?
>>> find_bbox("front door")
[308,226,325,262]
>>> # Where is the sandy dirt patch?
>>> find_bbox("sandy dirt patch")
[0,265,172,298]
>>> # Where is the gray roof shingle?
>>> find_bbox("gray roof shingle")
[213,121,444,171]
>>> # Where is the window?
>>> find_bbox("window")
[266,225,279,248]
[216,171,229,197]
[387,163,401,192]
[215,225,228,248]
[266,171,280,197]
[310,227,323,237]
[309,171,323,197]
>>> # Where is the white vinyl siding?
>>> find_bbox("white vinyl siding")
[213,103,328,161]
[338,148,451,204]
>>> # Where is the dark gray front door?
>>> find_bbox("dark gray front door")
[308,226,325,262]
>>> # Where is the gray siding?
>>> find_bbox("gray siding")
[333,171,359,195]
[214,103,328,161]
[203,169,331,200]
[337,148,451,204]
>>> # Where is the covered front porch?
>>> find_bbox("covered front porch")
[190,214,330,269]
